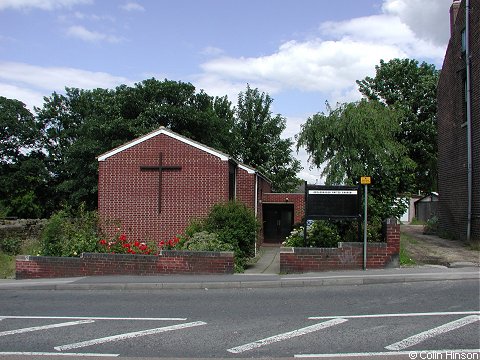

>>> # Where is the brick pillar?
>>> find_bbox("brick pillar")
[384,217,400,255]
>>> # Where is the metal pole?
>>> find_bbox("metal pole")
[363,184,368,270]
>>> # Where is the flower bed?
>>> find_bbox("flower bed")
[16,250,234,279]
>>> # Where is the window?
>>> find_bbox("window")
[461,28,466,52]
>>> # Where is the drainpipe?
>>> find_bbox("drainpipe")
[465,0,472,242]
[255,173,258,257]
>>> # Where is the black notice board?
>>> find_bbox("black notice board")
[306,184,360,220]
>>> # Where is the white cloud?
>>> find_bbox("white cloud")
[0,83,45,109]
[66,25,124,43]
[200,46,225,57]
[198,38,405,103]
[0,61,131,109]
[120,2,145,12]
[72,11,115,22]
[196,0,449,108]
[0,0,92,11]
[382,0,452,46]
[194,0,452,183]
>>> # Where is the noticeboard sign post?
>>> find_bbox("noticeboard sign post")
[305,184,361,220]
[303,183,361,248]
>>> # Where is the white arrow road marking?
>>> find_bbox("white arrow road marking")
[0,320,95,337]
[385,315,480,351]
[54,321,207,351]
[227,318,348,354]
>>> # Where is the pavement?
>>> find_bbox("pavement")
[0,243,478,290]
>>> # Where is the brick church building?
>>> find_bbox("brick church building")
[437,0,479,242]
[97,127,304,247]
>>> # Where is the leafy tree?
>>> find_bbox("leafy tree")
[0,97,49,218]
[356,58,439,193]
[0,96,39,164]
[297,99,415,221]
[234,85,302,192]
[35,79,237,211]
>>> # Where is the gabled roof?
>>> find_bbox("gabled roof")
[97,126,230,162]
[414,192,439,204]
[96,126,262,177]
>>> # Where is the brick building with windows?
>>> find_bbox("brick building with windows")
[97,127,305,247]
[437,0,479,242]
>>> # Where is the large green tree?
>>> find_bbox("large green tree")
[35,79,237,211]
[297,99,415,220]
[356,58,439,193]
[0,96,39,164]
[0,97,48,217]
[234,85,302,192]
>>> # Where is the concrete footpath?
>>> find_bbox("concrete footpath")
[0,266,478,291]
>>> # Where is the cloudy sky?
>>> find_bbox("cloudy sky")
[0,0,452,183]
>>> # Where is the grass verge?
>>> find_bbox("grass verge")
[400,232,416,266]
[0,237,42,279]
[0,252,15,279]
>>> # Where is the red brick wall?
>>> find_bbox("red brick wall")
[280,218,400,273]
[236,168,255,210]
[262,193,305,225]
[235,170,272,245]
[16,251,234,279]
[98,133,230,242]
[437,0,479,241]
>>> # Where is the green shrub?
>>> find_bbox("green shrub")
[0,236,22,255]
[423,216,438,235]
[310,220,341,247]
[181,201,259,271]
[40,204,101,257]
[283,226,305,247]
[283,220,341,248]
[10,190,42,219]
[284,219,384,248]
[180,231,234,252]
[203,201,259,259]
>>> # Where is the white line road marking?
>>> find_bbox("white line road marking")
[0,315,187,321]
[227,318,348,354]
[385,315,480,351]
[309,311,480,320]
[295,349,480,358]
[283,271,480,281]
[0,352,119,357]
[54,321,207,351]
[0,320,95,337]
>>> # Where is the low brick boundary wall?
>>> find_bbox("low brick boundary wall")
[16,251,235,279]
[280,218,400,273]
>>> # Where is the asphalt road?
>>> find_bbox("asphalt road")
[0,279,479,359]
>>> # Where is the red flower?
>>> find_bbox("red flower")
[99,239,107,245]
[159,241,165,247]
[134,241,140,247]
[119,234,127,242]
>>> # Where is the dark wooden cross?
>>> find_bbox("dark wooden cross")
[140,153,182,213]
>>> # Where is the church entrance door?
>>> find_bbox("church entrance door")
[263,204,294,244]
